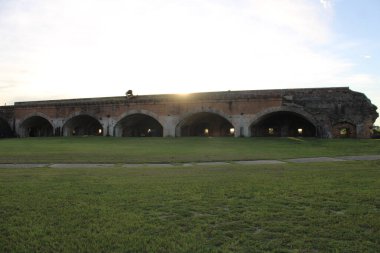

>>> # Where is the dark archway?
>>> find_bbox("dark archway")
[115,114,163,137]
[0,118,12,138]
[178,112,234,137]
[251,111,317,137]
[63,115,103,136]
[332,122,356,138]
[21,116,53,137]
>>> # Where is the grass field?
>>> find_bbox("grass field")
[0,137,380,163]
[1,162,380,252]
[0,137,380,252]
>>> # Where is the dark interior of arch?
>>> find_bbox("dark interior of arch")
[251,111,316,137]
[0,118,13,138]
[21,116,53,137]
[333,122,356,138]
[116,114,163,137]
[64,115,103,136]
[180,112,234,137]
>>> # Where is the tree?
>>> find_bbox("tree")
[372,125,380,138]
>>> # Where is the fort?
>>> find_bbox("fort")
[0,87,378,138]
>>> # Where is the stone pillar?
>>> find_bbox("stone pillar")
[229,115,241,137]
[51,118,64,136]
[160,115,177,137]
[105,117,116,137]
[14,119,22,137]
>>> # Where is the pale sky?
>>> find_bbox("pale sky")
[0,0,379,123]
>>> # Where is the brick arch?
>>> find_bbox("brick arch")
[332,121,357,138]
[62,111,102,130]
[19,112,53,125]
[248,106,319,137]
[63,111,101,123]
[115,109,162,125]
[175,108,235,137]
[114,110,163,137]
[62,113,103,136]
[249,106,318,127]
[19,113,54,137]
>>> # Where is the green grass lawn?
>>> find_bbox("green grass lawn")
[0,137,380,163]
[1,137,379,252]
[1,161,380,252]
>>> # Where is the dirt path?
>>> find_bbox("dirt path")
[1,155,379,168]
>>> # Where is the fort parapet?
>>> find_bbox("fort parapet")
[0,87,378,138]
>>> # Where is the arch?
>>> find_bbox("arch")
[332,121,356,138]
[20,115,53,137]
[114,113,163,137]
[115,109,162,125]
[176,110,235,137]
[62,114,103,136]
[0,117,12,138]
[249,107,318,137]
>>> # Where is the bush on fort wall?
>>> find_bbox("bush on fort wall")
[371,126,380,139]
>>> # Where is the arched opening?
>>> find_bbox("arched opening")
[0,118,12,138]
[333,122,356,138]
[114,114,163,137]
[177,112,234,137]
[20,116,53,137]
[63,115,103,136]
[251,111,316,137]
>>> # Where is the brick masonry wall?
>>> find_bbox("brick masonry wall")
[1,87,378,138]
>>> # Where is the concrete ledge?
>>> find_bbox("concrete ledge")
[194,162,230,166]
[235,160,286,165]
[337,155,380,161]
[286,157,345,163]
[123,163,174,168]
[0,164,48,169]
[50,164,115,168]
